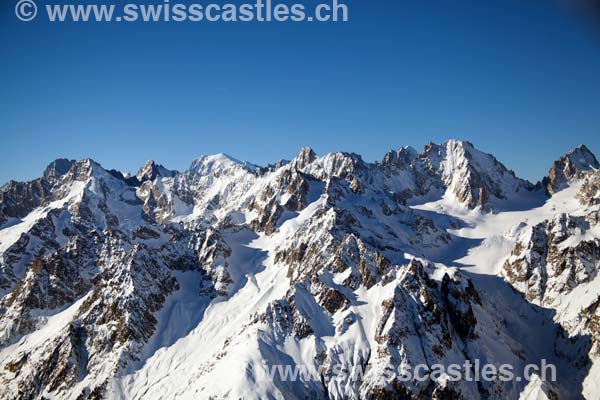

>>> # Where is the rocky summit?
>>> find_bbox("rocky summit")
[1,140,599,399]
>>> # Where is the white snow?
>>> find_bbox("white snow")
[412,182,587,275]
[519,374,553,400]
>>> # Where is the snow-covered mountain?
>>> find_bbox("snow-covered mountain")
[0,140,599,399]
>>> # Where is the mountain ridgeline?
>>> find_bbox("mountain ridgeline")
[0,140,599,399]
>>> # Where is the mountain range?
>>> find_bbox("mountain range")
[1,139,599,399]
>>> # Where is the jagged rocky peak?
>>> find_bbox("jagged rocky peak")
[420,140,444,157]
[43,158,75,181]
[381,145,418,168]
[317,151,367,179]
[135,160,175,182]
[0,159,81,225]
[418,139,533,210]
[291,146,317,170]
[546,145,600,194]
[290,147,366,184]
[0,158,90,224]
[564,145,599,171]
[419,139,501,174]
[63,158,103,180]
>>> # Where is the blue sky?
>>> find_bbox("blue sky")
[1,0,599,185]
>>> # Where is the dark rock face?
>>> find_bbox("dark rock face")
[319,288,348,314]
[0,178,51,224]
[381,146,418,169]
[441,272,480,341]
[579,170,600,206]
[503,213,600,306]
[44,159,75,182]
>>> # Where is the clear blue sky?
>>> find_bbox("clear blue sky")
[1,0,599,185]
